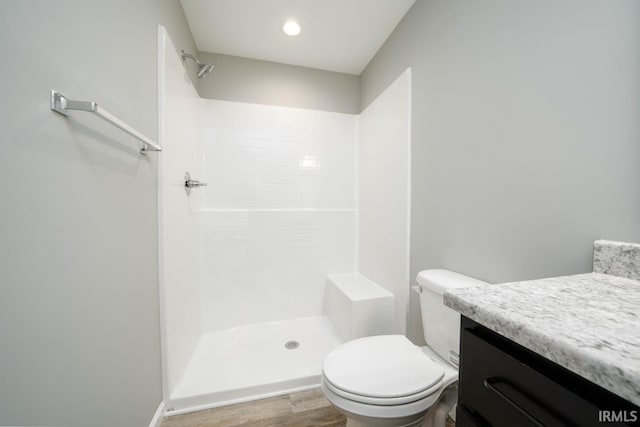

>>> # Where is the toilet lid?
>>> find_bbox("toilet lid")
[322,335,444,399]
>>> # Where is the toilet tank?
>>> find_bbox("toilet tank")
[416,269,488,367]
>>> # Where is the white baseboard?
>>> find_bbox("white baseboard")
[149,400,166,427]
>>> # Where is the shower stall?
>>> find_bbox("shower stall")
[157,27,412,415]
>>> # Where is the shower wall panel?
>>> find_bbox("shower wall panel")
[201,101,357,209]
[159,28,203,394]
[199,100,357,333]
[358,69,411,335]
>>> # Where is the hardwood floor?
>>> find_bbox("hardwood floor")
[160,390,345,427]
[160,389,456,427]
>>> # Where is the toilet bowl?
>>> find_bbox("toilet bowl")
[321,335,458,427]
[321,270,488,427]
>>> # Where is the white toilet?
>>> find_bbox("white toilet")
[321,269,488,427]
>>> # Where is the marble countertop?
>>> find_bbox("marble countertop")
[444,272,640,406]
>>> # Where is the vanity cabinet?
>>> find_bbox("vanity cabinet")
[457,317,640,427]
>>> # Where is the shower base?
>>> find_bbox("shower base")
[167,316,342,415]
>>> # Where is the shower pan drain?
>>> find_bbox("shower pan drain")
[284,340,300,350]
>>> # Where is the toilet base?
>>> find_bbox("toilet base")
[422,385,457,427]
[321,378,438,427]
[345,415,425,427]
[335,384,457,427]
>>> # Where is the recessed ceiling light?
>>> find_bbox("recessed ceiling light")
[283,20,301,36]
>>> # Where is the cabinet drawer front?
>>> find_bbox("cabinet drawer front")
[457,404,491,427]
[458,323,636,427]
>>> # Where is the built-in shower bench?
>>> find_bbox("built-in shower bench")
[324,273,394,342]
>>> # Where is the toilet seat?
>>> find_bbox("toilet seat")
[323,375,443,406]
[322,335,445,406]
[321,377,442,422]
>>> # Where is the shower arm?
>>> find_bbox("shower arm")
[181,50,202,66]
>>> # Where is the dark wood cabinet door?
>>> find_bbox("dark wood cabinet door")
[457,318,639,427]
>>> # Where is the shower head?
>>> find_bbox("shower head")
[197,62,214,79]
[181,50,214,79]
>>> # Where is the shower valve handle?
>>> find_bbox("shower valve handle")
[185,179,207,189]
[184,171,206,195]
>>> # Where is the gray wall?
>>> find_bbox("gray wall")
[361,0,640,343]
[196,52,360,114]
[0,1,196,425]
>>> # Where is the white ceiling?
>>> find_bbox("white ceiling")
[180,0,415,75]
